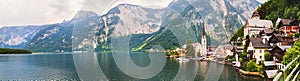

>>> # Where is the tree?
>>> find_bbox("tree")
[282,40,300,73]
[230,26,244,42]
[167,50,178,56]
[294,33,300,38]
[264,52,273,61]
[247,60,258,72]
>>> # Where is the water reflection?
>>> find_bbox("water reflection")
[0,54,79,80]
[173,60,198,81]
[73,52,107,80]
[0,53,263,80]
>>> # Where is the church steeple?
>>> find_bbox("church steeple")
[202,23,206,36]
[201,22,207,56]
[251,10,260,19]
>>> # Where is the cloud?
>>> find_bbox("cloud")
[0,0,174,27]
[0,0,84,27]
[0,0,269,27]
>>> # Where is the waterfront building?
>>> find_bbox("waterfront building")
[215,46,226,61]
[244,11,273,38]
[263,61,277,81]
[207,46,217,57]
[224,45,234,57]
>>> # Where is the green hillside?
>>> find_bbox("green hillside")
[257,0,300,26]
[0,48,32,54]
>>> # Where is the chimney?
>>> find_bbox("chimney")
[262,38,266,44]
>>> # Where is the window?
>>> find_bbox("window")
[260,56,262,59]
[260,50,262,53]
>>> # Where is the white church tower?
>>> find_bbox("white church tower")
[201,23,207,56]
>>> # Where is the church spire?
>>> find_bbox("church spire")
[202,23,206,36]
[201,22,207,56]
[251,10,260,19]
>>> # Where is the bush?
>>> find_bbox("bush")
[294,33,300,38]
[230,26,244,42]
[247,60,259,72]
[167,50,178,56]
[265,52,273,61]
[230,56,236,62]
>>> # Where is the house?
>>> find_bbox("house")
[276,18,299,36]
[175,48,185,57]
[207,46,217,56]
[269,46,291,63]
[225,45,234,57]
[231,37,243,46]
[244,11,273,38]
[259,28,276,36]
[215,46,226,61]
[263,61,277,81]
[247,38,271,64]
[269,34,294,47]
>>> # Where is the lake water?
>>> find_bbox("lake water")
[0,52,263,81]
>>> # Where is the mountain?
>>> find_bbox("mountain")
[24,11,100,52]
[95,0,261,51]
[95,4,163,51]
[0,26,45,48]
[0,0,261,52]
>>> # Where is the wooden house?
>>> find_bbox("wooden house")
[276,18,299,36]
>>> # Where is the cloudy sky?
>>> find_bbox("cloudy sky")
[0,0,268,27]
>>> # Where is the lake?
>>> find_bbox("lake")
[0,52,263,81]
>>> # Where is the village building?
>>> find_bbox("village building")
[215,46,226,62]
[263,61,277,81]
[269,46,291,63]
[259,28,276,37]
[244,11,273,38]
[275,18,299,36]
[247,38,271,64]
[231,37,243,46]
[224,45,234,57]
[234,46,244,55]
[202,23,207,57]
[268,34,295,47]
[175,48,185,57]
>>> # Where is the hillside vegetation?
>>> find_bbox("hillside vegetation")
[0,48,32,54]
[257,0,300,24]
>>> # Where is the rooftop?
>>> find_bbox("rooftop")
[250,38,270,48]
[247,19,273,28]
[265,70,278,78]
[264,61,276,66]
[280,19,299,26]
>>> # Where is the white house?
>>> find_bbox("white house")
[247,38,271,64]
[244,11,273,38]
